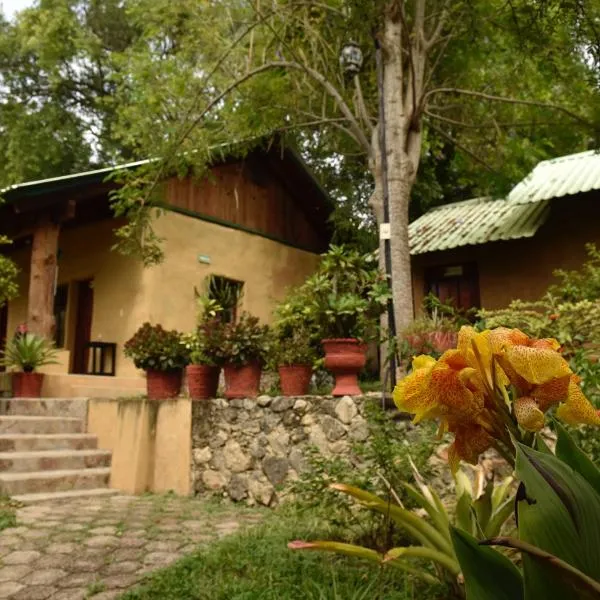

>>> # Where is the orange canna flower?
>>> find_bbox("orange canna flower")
[393,326,598,471]
[514,396,545,432]
[555,376,600,426]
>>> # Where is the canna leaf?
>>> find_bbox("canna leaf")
[485,497,516,539]
[515,443,600,599]
[554,421,600,496]
[384,545,460,575]
[450,526,524,600]
[330,483,453,555]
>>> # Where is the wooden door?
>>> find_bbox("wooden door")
[425,263,480,310]
[72,280,94,374]
[0,304,7,372]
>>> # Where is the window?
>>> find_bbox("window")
[425,263,480,311]
[53,284,69,348]
[207,275,244,323]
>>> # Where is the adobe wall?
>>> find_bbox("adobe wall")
[5,212,321,379]
[411,195,600,313]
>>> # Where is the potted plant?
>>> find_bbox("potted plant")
[271,328,317,396]
[292,246,390,396]
[124,323,189,399]
[216,313,269,399]
[2,330,59,397]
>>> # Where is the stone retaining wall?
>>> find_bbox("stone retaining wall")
[191,395,375,506]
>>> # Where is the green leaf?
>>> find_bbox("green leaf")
[450,527,524,600]
[554,421,600,496]
[515,443,600,599]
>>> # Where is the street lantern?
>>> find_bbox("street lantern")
[339,40,363,75]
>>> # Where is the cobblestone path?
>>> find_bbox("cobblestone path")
[0,494,264,600]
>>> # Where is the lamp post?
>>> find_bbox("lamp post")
[340,39,397,391]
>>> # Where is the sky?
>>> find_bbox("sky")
[1,0,34,19]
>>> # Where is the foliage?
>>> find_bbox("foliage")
[124,322,188,372]
[548,244,600,302]
[270,327,318,368]
[0,496,17,532]
[214,312,269,367]
[181,319,224,367]
[1,332,59,372]
[451,427,600,599]
[276,245,390,341]
[121,505,442,600]
[0,236,18,308]
[392,323,600,598]
[290,404,437,527]
[291,460,514,594]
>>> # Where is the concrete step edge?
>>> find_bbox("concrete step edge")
[0,449,110,459]
[12,488,119,504]
[0,467,111,481]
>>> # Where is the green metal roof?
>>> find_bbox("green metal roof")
[508,149,600,204]
[409,197,550,255]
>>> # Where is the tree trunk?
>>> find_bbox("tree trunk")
[381,13,417,335]
[27,217,60,339]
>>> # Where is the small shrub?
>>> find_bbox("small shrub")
[124,323,188,371]
[215,313,270,366]
[1,331,59,372]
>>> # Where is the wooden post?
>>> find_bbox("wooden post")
[27,217,60,339]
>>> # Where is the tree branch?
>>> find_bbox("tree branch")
[425,87,594,127]
[353,75,374,133]
[427,122,505,176]
[425,110,555,129]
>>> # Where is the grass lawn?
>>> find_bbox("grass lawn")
[120,506,447,600]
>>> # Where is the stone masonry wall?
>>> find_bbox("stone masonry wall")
[190,395,374,506]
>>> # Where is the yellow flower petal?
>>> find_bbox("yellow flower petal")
[393,366,435,421]
[412,355,437,371]
[447,424,493,471]
[502,344,572,385]
[556,377,600,426]
[514,397,545,432]
[429,361,484,422]
[531,375,570,412]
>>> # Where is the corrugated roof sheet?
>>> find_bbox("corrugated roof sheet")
[508,150,600,204]
[409,197,550,255]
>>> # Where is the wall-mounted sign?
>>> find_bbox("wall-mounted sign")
[444,265,464,277]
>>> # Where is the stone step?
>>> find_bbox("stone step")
[0,398,88,420]
[0,449,111,473]
[0,415,83,435]
[12,488,119,505]
[0,467,111,496]
[0,433,98,452]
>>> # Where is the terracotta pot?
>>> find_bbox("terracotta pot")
[146,369,182,400]
[322,338,367,397]
[278,365,312,396]
[12,372,44,398]
[186,364,220,400]
[224,362,262,399]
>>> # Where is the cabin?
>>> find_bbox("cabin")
[0,145,332,397]
[409,150,600,313]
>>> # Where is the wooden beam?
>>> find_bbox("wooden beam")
[27,217,60,339]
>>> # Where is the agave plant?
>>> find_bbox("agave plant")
[2,333,59,372]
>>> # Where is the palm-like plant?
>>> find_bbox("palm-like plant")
[2,333,59,372]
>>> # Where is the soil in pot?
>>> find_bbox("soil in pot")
[322,338,367,397]
[187,364,220,400]
[278,364,312,396]
[146,369,182,400]
[224,363,262,399]
[13,372,44,398]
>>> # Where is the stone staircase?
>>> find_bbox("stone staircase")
[0,398,116,504]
